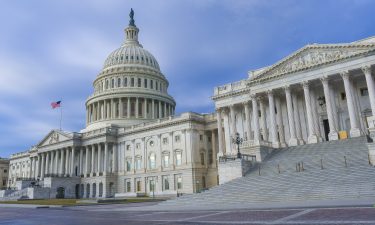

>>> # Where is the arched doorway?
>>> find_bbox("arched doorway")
[99,183,103,198]
[75,184,79,199]
[86,184,90,198]
[56,187,65,199]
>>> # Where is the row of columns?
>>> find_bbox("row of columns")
[216,65,375,156]
[87,97,175,123]
[29,143,119,179]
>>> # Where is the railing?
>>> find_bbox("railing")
[242,154,257,162]
[218,154,256,162]
[240,140,272,148]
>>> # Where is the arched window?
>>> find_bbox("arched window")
[111,79,115,88]
[144,79,148,88]
[149,153,156,169]
[117,78,121,87]
[124,77,128,87]
[105,80,109,89]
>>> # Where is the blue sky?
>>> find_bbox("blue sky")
[0,0,374,157]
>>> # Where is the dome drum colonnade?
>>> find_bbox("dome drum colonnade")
[86,11,175,129]
[215,65,375,157]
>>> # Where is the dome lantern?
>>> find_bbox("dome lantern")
[123,8,141,47]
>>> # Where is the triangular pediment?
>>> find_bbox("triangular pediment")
[37,130,73,147]
[251,43,375,82]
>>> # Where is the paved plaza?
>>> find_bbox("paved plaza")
[1,202,375,225]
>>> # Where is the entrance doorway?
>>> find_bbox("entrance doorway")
[56,187,65,199]
[323,119,330,141]
[75,184,80,199]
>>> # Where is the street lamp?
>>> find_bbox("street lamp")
[232,132,243,159]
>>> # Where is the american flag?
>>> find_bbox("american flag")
[51,101,61,109]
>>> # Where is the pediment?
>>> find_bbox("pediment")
[37,130,72,147]
[252,43,375,81]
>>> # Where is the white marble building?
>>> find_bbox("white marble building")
[6,11,219,199]
[213,36,375,162]
[6,10,375,199]
[0,158,9,189]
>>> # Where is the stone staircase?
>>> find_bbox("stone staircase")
[156,137,375,209]
[1,188,29,201]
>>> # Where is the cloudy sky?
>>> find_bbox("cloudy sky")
[0,0,374,157]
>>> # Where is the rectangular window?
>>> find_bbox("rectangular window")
[126,144,131,151]
[175,135,180,142]
[163,176,169,191]
[156,81,158,90]
[149,180,155,192]
[163,137,168,144]
[176,152,182,166]
[341,92,346,100]
[126,160,132,172]
[200,152,205,165]
[126,181,131,192]
[144,79,148,88]
[136,158,141,170]
[163,155,169,167]
[199,135,203,141]
[138,78,141,87]
[177,177,182,190]
[208,137,211,142]
[131,78,134,87]
[361,88,369,96]
[151,80,154,89]
[124,77,128,87]
[136,143,140,150]
[136,180,141,192]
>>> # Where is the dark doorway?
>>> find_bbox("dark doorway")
[56,187,65,199]
[323,119,330,141]
[75,184,80,199]
[75,166,78,177]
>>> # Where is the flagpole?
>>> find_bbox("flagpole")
[60,100,63,131]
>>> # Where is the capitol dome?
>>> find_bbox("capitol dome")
[84,9,176,131]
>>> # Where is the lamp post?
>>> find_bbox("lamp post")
[232,132,243,159]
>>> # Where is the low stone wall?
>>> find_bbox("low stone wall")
[218,158,255,185]
[0,190,14,198]
[27,187,51,199]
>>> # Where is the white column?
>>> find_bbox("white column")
[144,98,148,119]
[362,66,375,115]
[91,145,95,175]
[30,158,34,179]
[136,97,139,118]
[45,152,50,175]
[164,102,167,118]
[341,71,361,137]
[211,130,216,167]
[127,98,131,118]
[79,147,83,176]
[216,109,224,157]
[60,149,65,176]
[243,102,251,141]
[113,144,117,172]
[267,90,279,148]
[284,86,298,146]
[104,143,108,174]
[251,96,260,143]
[158,101,162,118]
[71,147,75,176]
[41,153,45,179]
[229,105,237,138]
[119,98,123,118]
[85,146,89,176]
[98,144,102,174]
[259,98,268,141]
[302,81,318,143]
[311,90,323,141]
[152,99,155,119]
[65,148,69,176]
[292,94,304,144]
[37,154,41,178]
[321,76,338,140]
[275,97,286,146]
[55,150,59,175]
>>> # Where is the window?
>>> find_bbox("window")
[163,176,169,191]
[208,137,211,142]
[126,145,131,151]
[138,78,141,87]
[126,159,132,172]
[160,83,162,92]
[175,135,181,142]
[200,152,205,165]
[156,81,158,90]
[149,141,154,147]
[199,135,203,141]
[177,176,182,190]
[4,169,7,173]
[162,138,168,145]
[136,143,140,150]
[105,80,109,89]
[341,92,346,100]
[124,77,128,87]
[136,180,141,192]
[144,79,148,88]
[126,180,131,192]
[149,153,156,169]
[117,78,121,87]
[163,154,169,167]
[176,152,182,166]
[361,88,369,96]
[111,79,115,88]
[208,149,213,164]
[149,179,155,192]
[131,78,134,87]
[135,157,142,170]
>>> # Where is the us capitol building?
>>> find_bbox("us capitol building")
[4,10,375,199]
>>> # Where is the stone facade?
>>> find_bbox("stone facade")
[0,158,9,189]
